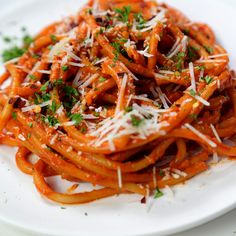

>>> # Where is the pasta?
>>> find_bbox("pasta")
[0,0,236,205]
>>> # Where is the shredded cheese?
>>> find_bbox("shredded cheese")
[210,124,222,143]
[184,123,217,148]
[189,62,196,92]
[117,167,123,189]
[21,100,52,113]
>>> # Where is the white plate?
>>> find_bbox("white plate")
[0,0,236,235]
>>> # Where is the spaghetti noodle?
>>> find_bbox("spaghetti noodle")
[0,0,236,204]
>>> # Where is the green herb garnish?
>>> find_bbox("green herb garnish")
[176,52,185,72]
[99,77,106,83]
[201,75,213,85]
[2,46,25,62]
[12,112,17,120]
[154,188,164,199]
[40,81,50,92]
[115,6,131,23]
[70,113,83,125]
[204,45,213,54]
[189,89,196,96]
[28,122,33,128]
[125,106,133,112]
[29,74,37,81]
[23,35,33,47]
[50,100,57,114]
[196,65,205,71]
[62,65,69,72]
[46,115,59,127]
[131,115,143,127]
[134,12,146,30]
[50,35,58,43]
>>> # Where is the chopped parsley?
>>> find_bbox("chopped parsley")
[28,122,33,128]
[189,89,196,96]
[2,46,25,62]
[34,92,51,104]
[23,35,33,47]
[176,52,185,72]
[187,46,199,61]
[50,100,57,114]
[188,113,198,121]
[57,85,79,111]
[159,170,164,177]
[154,188,164,199]
[99,77,106,83]
[53,78,64,86]
[3,36,12,43]
[1,28,33,62]
[111,41,127,62]
[45,115,59,127]
[201,75,213,85]
[40,81,50,92]
[204,45,213,54]
[42,93,51,102]
[134,12,146,30]
[29,74,37,81]
[62,65,69,72]
[125,106,133,112]
[196,65,205,71]
[12,112,17,120]
[32,54,40,59]
[86,8,92,15]
[50,35,58,43]
[70,113,83,125]
[131,115,143,127]
[115,6,131,24]
[80,127,87,133]
[63,85,79,96]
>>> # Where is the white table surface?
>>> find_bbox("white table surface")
[1,0,236,235]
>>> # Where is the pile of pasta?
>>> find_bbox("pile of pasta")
[0,0,236,204]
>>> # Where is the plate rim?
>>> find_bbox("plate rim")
[0,0,236,235]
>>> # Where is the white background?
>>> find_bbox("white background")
[0,0,236,235]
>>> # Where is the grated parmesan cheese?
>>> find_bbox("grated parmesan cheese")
[184,123,217,148]
[210,124,222,143]
[117,167,123,189]
[21,100,52,113]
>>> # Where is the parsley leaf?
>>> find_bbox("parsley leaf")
[2,46,25,62]
[134,12,146,30]
[50,35,58,43]
[196,65,205,71]
[115,6,131,23]
[62,65,69,72]
[154,188,164,199]
[99,77,106,83]
[29,74,37,81]
[50,100,57,114]
[40,81,50,92]
[53,78,64,86]
[176,52,185,72]
[201,75,213,85]
[204,45,213,54]
[12,112,17,120]
[125,106,133,112]
[45,115,59,127]
[131,115,143,127]
[189,89,196,96]
[63,86,79,96]
[23,35,33,47]
[70,113,83,125]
